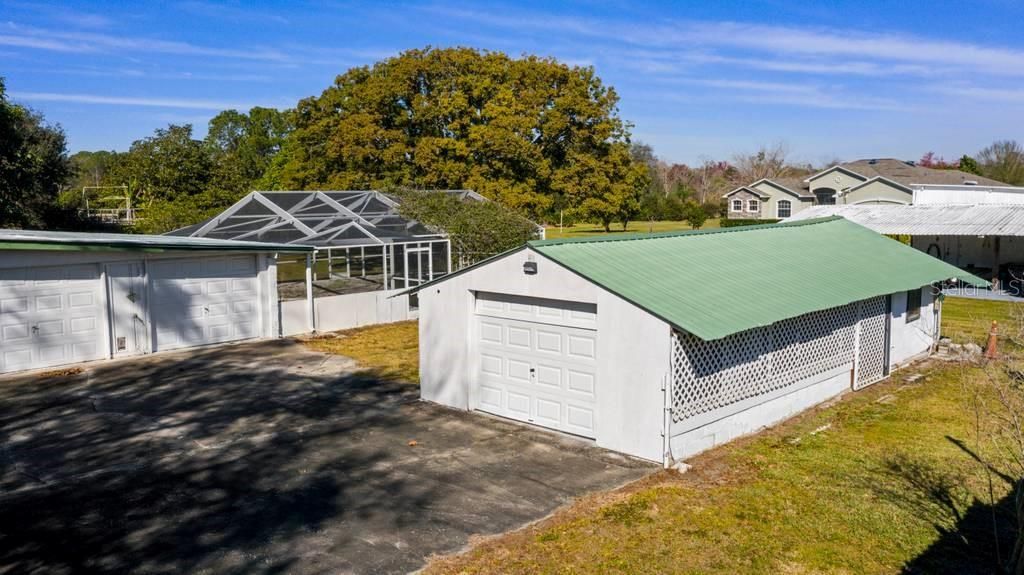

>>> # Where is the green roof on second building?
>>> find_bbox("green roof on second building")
[526,217,987,340]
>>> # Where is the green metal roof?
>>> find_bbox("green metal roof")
[0,229,314,253]
[528,217,988,341]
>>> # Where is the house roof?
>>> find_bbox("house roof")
[0,229,314,253]
[166,190,481,248]
[789,204,1024,236]
[750,178,813,198]
[836,159,1006,188]
[843,176,913,195]
[724,186,770,199]
[409,217,986,341]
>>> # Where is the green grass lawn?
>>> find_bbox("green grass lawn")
[544,219,721,240]
[942,295,1024,348]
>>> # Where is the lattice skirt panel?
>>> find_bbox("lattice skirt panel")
[854,296,889,390]
[670,297,890,423]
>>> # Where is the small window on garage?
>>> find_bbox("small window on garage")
[731,199,743,212]
[748,199,759,212]
[906,288,921,322]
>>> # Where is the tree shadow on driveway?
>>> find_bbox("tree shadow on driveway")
[0,340,651,574]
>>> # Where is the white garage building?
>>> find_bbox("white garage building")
[412,217,986,464]
[0,229,312,375]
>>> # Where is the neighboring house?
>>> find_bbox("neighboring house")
[726,158,1008,220]
[0,229,311,375]
[408,217,985,463]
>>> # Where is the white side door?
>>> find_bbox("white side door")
[149,255,261,351]
[107,262,147,357]
[0,264,105,373]
[474,293,598,438]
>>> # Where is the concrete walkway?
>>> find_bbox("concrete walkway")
[0,340,653,574]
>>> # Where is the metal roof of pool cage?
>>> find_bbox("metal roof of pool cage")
[166,190,482,247]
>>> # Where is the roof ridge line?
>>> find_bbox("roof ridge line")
[529,216,844,247]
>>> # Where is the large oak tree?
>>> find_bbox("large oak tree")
[264,47,647,225]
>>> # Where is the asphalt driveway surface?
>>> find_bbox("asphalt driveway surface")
[0,340,653,574]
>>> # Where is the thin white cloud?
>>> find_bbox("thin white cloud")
[0,23,290,62]
[8,91,276,110]
[175,1,290,25]
[425,5,1024,78]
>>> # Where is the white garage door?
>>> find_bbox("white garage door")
[0,265,105,374]
[474,293,598,438]
[150,255,261,351]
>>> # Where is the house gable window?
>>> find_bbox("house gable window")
[748,199,759,212]
[906,288,922,322]
[777,199,792,218]
[731,199,743,212]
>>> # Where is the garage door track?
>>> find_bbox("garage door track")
[0,340,653,574]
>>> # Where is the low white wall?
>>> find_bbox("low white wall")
[280,289,415,336]
[670,367,851,459]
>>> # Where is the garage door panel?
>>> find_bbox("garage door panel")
[567,369,596,396]
[70,316,97,334]
[507,325,531,349]
[207,280,229,295]
[535,398,561,427]
[566,404,595,434]
[507,390,531,417]
[535,329,562,354]
[478,384,503,410]
[474,294,597,439]
[507,358,532,382]
[480,321,503,344]
[567,334,596,360]
[1,296,28,313]
[3,349,31,369]
[535,364,561,389]
[3,322,30,341]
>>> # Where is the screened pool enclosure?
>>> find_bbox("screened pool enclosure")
[168,191,456,299]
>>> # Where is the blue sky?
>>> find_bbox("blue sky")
[3,0,1024,165]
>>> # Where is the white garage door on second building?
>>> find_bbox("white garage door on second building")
[0,265,106,373]
[474,292,598,438]
[150,255,262,351]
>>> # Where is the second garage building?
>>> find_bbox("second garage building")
[0,229,312,375]
[413,217,987,463]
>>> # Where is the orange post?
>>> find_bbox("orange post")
[985,320,999,360]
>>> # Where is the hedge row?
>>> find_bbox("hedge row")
[720,218,781,228]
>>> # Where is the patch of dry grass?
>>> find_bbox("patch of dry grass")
[301,320,419,383]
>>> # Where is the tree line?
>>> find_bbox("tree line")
[4,46,1024,233]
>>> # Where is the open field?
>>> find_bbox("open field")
[544,219,721,240]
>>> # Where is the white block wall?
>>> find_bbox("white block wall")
[418,247,671,462]
[279,289,416,336]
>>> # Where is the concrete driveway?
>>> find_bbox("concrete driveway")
[0,340,653,574]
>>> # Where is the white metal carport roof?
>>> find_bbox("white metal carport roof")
[788,204,1024,236]
[0,229,314,252]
